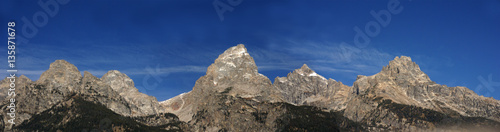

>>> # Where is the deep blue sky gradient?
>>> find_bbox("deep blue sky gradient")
[1,0,499,101]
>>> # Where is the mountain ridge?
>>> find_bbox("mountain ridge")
[159,44,500,131]
[1,44,499,131]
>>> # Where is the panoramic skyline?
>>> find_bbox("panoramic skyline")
[1,0,499,101]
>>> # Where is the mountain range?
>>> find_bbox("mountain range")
[1,44,499,131]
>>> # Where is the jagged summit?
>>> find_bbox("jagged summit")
[205,44,268,88]
[162,44,283,122]
[0,75,32,100]
[38,60,82,87]
[0,59,166,129]
[214,44,250,62]
[101,70,136,93]
[100,70,163,115]
[295,64,326,79]
[18,75,31,81]
[82,71,98,83]
[347,55,500,125]
[206,44,261,85]
[384,56,419,72]
[274,64,351,108]
[381,56,431,83]
[301,63,310,69]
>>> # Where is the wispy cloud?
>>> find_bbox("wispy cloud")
[249,39,394,76]
[4,38,394,83]
[84,65,208,77]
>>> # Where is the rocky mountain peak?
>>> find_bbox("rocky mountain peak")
[298,64,311,73]
[214,44,250,62]
[3,44,500,131]
[101,70,136,93]
[82,71,98,83]
[381,56,431,83]
[164,44,281,122]
[206,44,263,86]
[37,60,82,92]
[385,56,418,71]
[293,64,326,80]
[353,56,433,104]
[18,75,32,83]
[0,75,32,100]
[273,64,352,108]
[100,70,162,116]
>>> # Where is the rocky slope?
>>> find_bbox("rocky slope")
[13,95,187,131]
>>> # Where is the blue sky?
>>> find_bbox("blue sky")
[1,0,499,101]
